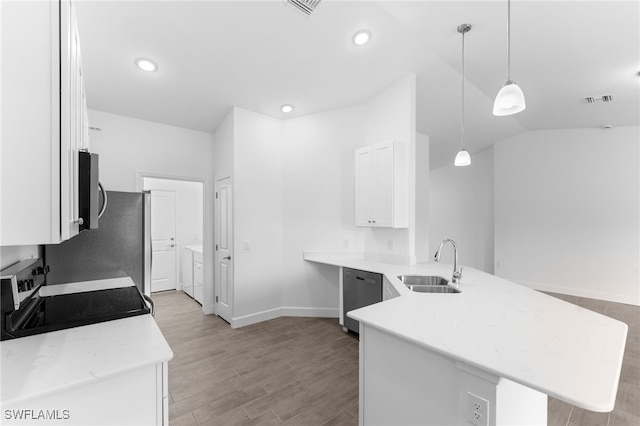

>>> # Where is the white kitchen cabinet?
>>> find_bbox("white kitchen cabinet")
[182,244,203,305]
[182,247,194,297]
[355,141,408,228]
[193,250,204,305]
[1,0,89,245]
[5,362,169,426]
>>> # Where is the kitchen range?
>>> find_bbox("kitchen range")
[0,258,150,341]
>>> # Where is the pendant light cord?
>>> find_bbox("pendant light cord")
[461,28,465,151]
[507,0,511,81]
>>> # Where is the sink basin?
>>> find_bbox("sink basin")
[398,275,461,294]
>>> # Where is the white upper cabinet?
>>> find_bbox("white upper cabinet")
[355,141,408,228]
[1,0,89,245]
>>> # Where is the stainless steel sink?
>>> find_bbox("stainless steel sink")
[398,275,461,294]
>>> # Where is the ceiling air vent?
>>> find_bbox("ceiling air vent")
[584,95,614,104]
[285,0,321,16]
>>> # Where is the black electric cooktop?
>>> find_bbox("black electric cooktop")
[4,286,151,340]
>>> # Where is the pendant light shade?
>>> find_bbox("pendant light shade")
[493,80,525,116]
[454,149,471,166]
[493,0,525,116]
[455,23,471,167]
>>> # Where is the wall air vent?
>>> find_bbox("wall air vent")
[285,0,322,16]
[584,95,614,104]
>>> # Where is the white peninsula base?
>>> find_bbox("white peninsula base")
[360,324,547,426]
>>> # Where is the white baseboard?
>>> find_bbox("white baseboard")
[231,306,339,329]
[515,279,640,306]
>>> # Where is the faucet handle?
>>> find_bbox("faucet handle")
[453,267,463,284]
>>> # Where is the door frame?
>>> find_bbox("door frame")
[135,171,213,314]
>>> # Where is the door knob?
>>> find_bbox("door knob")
[169,244,175,248]
[170,237,175,241]
[223,256,231,260]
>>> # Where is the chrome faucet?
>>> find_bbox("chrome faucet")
[434,239,463,286]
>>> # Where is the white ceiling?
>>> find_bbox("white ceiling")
[75,0,640,169]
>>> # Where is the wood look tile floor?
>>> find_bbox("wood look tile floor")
[152,291,639,426]
[152,291,359,426]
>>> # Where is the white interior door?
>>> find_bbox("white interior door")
[150,190,177,293]
[215,177,233,323]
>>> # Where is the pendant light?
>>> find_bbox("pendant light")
[493,0,525,116]
[455,24,471,167]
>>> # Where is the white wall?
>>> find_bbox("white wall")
[362,74,417,264]
[219,75,419,326]
[281,105,367,312]
[1,246,40,270]
[232,107,284,321]
[88,109,216,312]
[429,146,495,274]
[212,108,234,183]
[88,110,214,192]
[494,126,639,305]
[415,132,430,263]
[143,178,203,288]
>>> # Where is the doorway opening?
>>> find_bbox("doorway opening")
[142,177,204,305]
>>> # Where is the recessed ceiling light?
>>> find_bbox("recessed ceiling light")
[135,58,158,72]
[281,104,294,113]
[352,30,371,46]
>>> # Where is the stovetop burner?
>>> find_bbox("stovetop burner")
[2,286,151,340]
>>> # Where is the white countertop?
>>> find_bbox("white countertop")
[185,244,203,254]
[304,251,628,412]
[1,278,173,406]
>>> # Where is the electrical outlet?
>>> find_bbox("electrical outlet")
[466,392,489,426]
[343,239,350,248]
[243,240,251,250]
[387,240,394,250]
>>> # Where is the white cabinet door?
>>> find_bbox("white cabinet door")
[0,0,87,245]
[373,143,394,227]
[355,141,408,228]
[355,148,375,227]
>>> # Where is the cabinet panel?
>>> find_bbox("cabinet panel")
[373,143,393,227]
[1,1,60,245]
[1,0,87,245]
[194,260,203,304]
[6,364,163,425]
[355,141,408,228]
[182,248,194,297]
[355,149,375,227]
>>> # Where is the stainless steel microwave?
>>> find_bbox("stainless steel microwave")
[78,151,105,231]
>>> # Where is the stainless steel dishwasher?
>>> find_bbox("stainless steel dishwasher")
[343,268,382,333]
